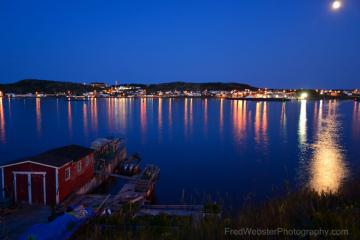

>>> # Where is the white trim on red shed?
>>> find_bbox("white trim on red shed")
[13,171,47,205]
[56,169,59,205]
[0,160,72,169]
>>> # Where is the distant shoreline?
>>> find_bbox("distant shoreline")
[1,96,359,101]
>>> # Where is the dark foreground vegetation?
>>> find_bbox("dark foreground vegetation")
[71,176,360,240]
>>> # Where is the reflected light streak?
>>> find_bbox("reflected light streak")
[0,98,5,144]
[298,100,307,151]
[158,98,162,143]
[313,101,318,129]
[239,101,244,134]
[280,102,287,137]
[169,98,172,140]
[8,98,11,124]
[318,100,323,129]
[114,99,119,132]
[68,101,72,137]
[108,99,111,131]
[220,98,223,136]
[128,98,133,128]
[309,100,348,193]
[232,100,238,142]
[83,103,88,136]
[190,98,193,137]
[36,98,42,138]
[91,98,98,134]
[184,98,188,138]
[233,100,246,146]
[243,101,247,130]
[254,102,261,144]
[107,99,115,132]
[262,102,268,148]
[233,100,237,132]
[122,99,126,134]
[204,99,207,137]
[140,98,147,145]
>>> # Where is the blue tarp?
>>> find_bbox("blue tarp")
[19,207,95,240]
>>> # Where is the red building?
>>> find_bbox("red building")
[0,145,94,205]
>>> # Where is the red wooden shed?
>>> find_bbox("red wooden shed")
[0,145,94,205]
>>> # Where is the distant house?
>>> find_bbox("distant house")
[25,93,36,97]
[188,93,201,97]
[83,92,95,97]
[5,93,17,97]
[0,145,94,205]
[90,82,108,88]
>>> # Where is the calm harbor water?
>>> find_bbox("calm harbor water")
[0,98,360,204]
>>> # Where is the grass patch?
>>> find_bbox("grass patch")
[72,175,360,239]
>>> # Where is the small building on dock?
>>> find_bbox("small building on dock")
[91,137,123,158]
[0,145,94,205]
[74,137,127,195]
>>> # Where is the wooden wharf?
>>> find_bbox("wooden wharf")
[63,164,161,211]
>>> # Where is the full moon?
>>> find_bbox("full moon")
[333,1,341,9]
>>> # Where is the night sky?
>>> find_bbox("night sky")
[0,0,359,89]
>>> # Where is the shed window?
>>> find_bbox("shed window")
[65,168,70,180]
[85,156,89,166]
[78,161,81,171]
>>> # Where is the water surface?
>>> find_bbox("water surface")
[0,98,359,204]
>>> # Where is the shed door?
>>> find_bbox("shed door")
[16,174,29,203]
[31,174,45,204]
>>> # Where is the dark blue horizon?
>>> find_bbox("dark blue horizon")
[1,0,360,89]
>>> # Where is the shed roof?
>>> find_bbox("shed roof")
[0,144,94,169]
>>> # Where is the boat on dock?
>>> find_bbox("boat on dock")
[117,153,141,175]
[112,164,161,203]
[137,164,161,185]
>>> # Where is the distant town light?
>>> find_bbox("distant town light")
[301,93,308,99]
